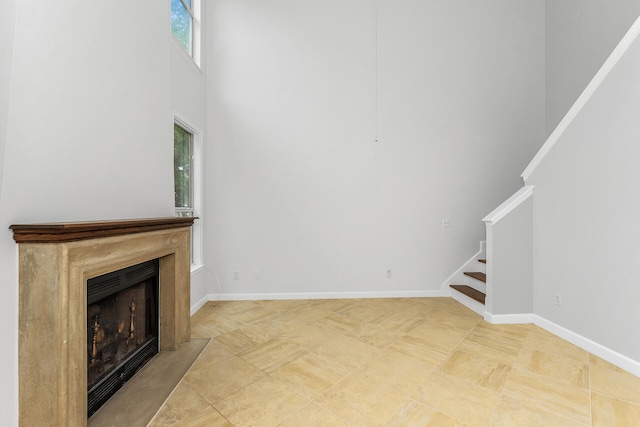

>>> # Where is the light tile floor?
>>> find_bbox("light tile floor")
[148,298,640,426]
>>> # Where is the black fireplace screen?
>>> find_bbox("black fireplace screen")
[87,259,159,418]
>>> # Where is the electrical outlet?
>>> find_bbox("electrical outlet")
[234,271,240,280]
[555,295,562,306]
[387,269,392,278]
[255,270,261,279]
[442,218,451,227]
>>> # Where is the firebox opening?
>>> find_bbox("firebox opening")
[87,259,160,418]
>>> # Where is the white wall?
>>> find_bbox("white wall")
[528,33,640,363]
[171,44,207,129]
[0,0,18,422]
[206,0,545,298]
[545,0,640,136]
[0,0,18,209]
[0,1,174,424]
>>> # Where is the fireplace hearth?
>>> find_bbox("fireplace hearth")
[11,217,195,427]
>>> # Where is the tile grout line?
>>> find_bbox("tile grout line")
[179,340,246,425]
[489,327,593,427]
[483,325,531,426]
[384,311,484,426]
[185,382,235,427]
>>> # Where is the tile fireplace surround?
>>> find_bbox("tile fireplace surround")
[11,217,195,427]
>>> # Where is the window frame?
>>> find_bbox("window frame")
[174,123,193,217]
[170,0,201,66]
[173,115,203,269]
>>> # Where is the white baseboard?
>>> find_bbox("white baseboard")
[533,315,640,378]
[484,313,533,324]
[190,295,210,316]
[204,289,445,302]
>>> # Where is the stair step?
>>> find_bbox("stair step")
[478,259,486,264]
[450,285,486,304]
[464,271,486,282]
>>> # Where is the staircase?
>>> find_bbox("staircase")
[449,256,487,315]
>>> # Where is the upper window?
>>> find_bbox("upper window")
[171,0,196,57]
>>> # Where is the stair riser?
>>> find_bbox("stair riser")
[478,261,486,274]
[461,280,486,294]
[450,288,485,315]
[451,293,484,316]
[461,270,486,294]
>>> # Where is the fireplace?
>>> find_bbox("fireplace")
[87,259,160,417]
[11,218,195,427]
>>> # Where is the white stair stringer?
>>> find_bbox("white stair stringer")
[462,263,486,294]
[451,289,485,316]
[441,241,486,315]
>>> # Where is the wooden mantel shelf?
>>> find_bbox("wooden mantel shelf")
[10,217,196,243]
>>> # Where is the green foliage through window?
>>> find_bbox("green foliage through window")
[174,124,192,211]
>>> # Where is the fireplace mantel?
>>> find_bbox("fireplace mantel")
[10,216,195,243]
[12,217,195,427]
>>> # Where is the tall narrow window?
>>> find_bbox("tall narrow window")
[174,124,193,219]
[174,120,202,267]
[171,0,194,56]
